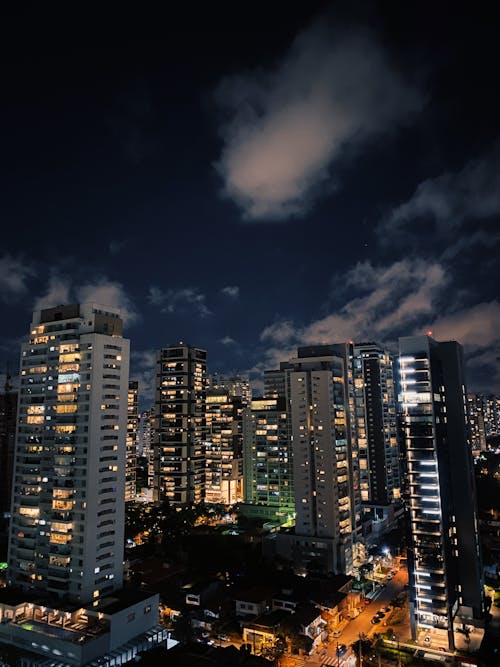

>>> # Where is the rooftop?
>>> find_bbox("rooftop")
[94,587,157,616]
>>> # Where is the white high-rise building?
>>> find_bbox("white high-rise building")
[8,304,129,602]
[1,304,168,666]
[269,346,354,575]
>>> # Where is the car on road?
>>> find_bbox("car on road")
[386,574,393,581]
[383,606,391,613]
[364,598,371,605]
[336,644,347,656]
[376,611,385,618]
[333,630,342,638]
[371,617,381,624]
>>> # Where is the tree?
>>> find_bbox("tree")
[260,637,287,664]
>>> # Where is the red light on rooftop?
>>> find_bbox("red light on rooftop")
[427,330,433,336]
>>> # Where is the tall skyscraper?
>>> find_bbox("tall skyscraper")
[284,346,354,574]
[262,345,362,574]
[8,304,128,601]
[0,304,165,665]
[467,393,487,453]
[481,394,500,438]
[353,343,400,506]
[0,373,17,557]
[399,335,484,650]
[153,343,207,505]
[205,389,244,504]
[242,396,294,522]
[126,380,139,502]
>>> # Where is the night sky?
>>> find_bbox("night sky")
[1,2,499,406]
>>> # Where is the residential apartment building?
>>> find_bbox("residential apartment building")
[467,393,487,453]
[263,347,355,574]
[152,343,207,505]
[353,344,401,536]
[205,389,244,504]
[0,303,165,666]
[126,380,138,502]
[8,304,129,601]
[399,335,484,650]
[242,396,294,523]
[210,373,252,405]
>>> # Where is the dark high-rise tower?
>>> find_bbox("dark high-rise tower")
[153,343,207,505]
[399,335,484,650]
[126,380,139,501]
[353,343,399,506]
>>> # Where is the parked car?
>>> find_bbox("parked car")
[371,617,381,624]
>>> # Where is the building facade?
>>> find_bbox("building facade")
[210,373,251,405]
[205,389,244,504]
[126,380,138,502]
[152,343,207,505]
[242,396,294,523]
[466,393,487,453]
[0,304,165,666]
[353,343,399,505]
[399,335,484,650]
[8,304,129,603]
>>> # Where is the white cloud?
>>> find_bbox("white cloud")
[220,336,236,345]
[34,276,71,312]
[130,349,157,404]
[260,320,297,344]
[77,280,139,325]
[0,255,35,301]
[381,149,500,239]
[430,301,500,348]
[34,276,138,325]
[214,20,422,220]
[221,285,239,298]
[148,286,211,317]
[260,258,447,347]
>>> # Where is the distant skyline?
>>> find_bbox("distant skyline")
[1,2,499,405]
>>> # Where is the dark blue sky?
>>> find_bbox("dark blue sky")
[1,2,499,405]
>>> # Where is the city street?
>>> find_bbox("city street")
[317,564,410,667]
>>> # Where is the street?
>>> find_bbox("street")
[315,564,410,667]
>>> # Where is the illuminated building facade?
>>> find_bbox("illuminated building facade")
[353,343,400,505]
[126,381,138,501]
[153,343,207,505]
[205,389,244,504]
[284,347,354,574]
[467,393,487,453]
[0,305,166,666]
[399,335,484,650]
[8,304,129,603]
[210,373,251,404]
[481,394,500,438]
[242,397,294,522]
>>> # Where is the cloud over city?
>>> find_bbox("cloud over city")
[214,18,423,220]
[0,255,35,302]
[34,276,139,325]
[379,147,500,243]
[148,286,211,318]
